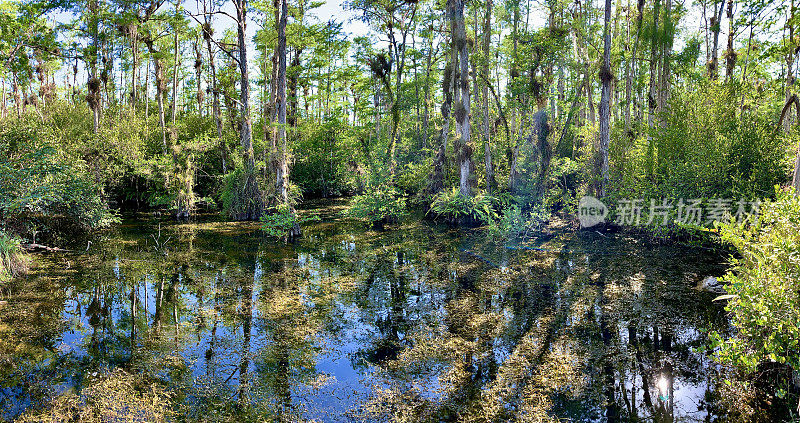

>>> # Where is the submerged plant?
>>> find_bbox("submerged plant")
[17,369,173,423]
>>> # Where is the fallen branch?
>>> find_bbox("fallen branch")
[22,243,72,253]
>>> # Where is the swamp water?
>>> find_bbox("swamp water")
[0,200,730,422]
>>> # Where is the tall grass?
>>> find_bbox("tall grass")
[0,231,29,282]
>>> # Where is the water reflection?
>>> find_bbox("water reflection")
[0,201,728,421]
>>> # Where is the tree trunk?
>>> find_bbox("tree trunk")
[171,19,179,126]
[599,0,612,197]
[194,40,203,115]
[647,0,661,129]
[508,0,521,193]
[784,0,796,132]
[708,0,725,79]
[724,0,736,80]
[450,0,473,198]
[233,0,264,220]
[427,44,454,196]
[130,25,139,107]
[145,60,150,117]
[272,0,300,237]
[88,0,101,133]
[658,0,672,115]
[482,0,496,193]
[154,56,168,151]
[287,48,302,128]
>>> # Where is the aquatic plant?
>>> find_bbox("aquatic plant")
[17,369,173,423]
[344,185,408,227]
[261,203,319,240]
[428,187,502,225]
[0,230,29,282]
[486,202,549,240]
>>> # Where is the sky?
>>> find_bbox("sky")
[49,0,372,87]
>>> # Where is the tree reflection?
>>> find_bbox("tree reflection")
[0,214,730,422]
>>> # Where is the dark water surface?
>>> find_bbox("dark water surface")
[0,200,730,422]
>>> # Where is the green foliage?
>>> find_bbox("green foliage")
[396,159,432,199]
[428,188,497,225]
[487,202,550,240]
[344,186,408,224]
[0,118,118,234]
[291,119,360,197]
[0,230,28,283]
[710,187,800,376]
[261,203,319,239]
[608,85,789,203]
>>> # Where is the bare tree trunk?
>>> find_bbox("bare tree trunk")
[272,0,300,236]
[450,0,473,198]
[171,18,180,126]
[481,0,496,194]
[599,0,612,197]
[233,0,264,220]
[724,0,736,80]
[708,0,725,79]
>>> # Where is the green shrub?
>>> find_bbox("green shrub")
[291,118,360,197]
[396,159,432,199]
[344,186,407,225]
[261,203,319,240]
[710,187,800,389]
[487,202,550,240]
[428,187,497,225]
[0,231,29,282]
[607,85,789,203]
[0,122,118,233]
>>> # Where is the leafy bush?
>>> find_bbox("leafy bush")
[487,202,550,240]
[428,187,497,225]
[710,187,800,411]
[291,118,360,197]
[0,122,118,234]
[712,187,800,369]
[608,85,789,203]
[261,203,319,240]
[0,231,29,283]
[344,186,407,225]
[396,159,432,198]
